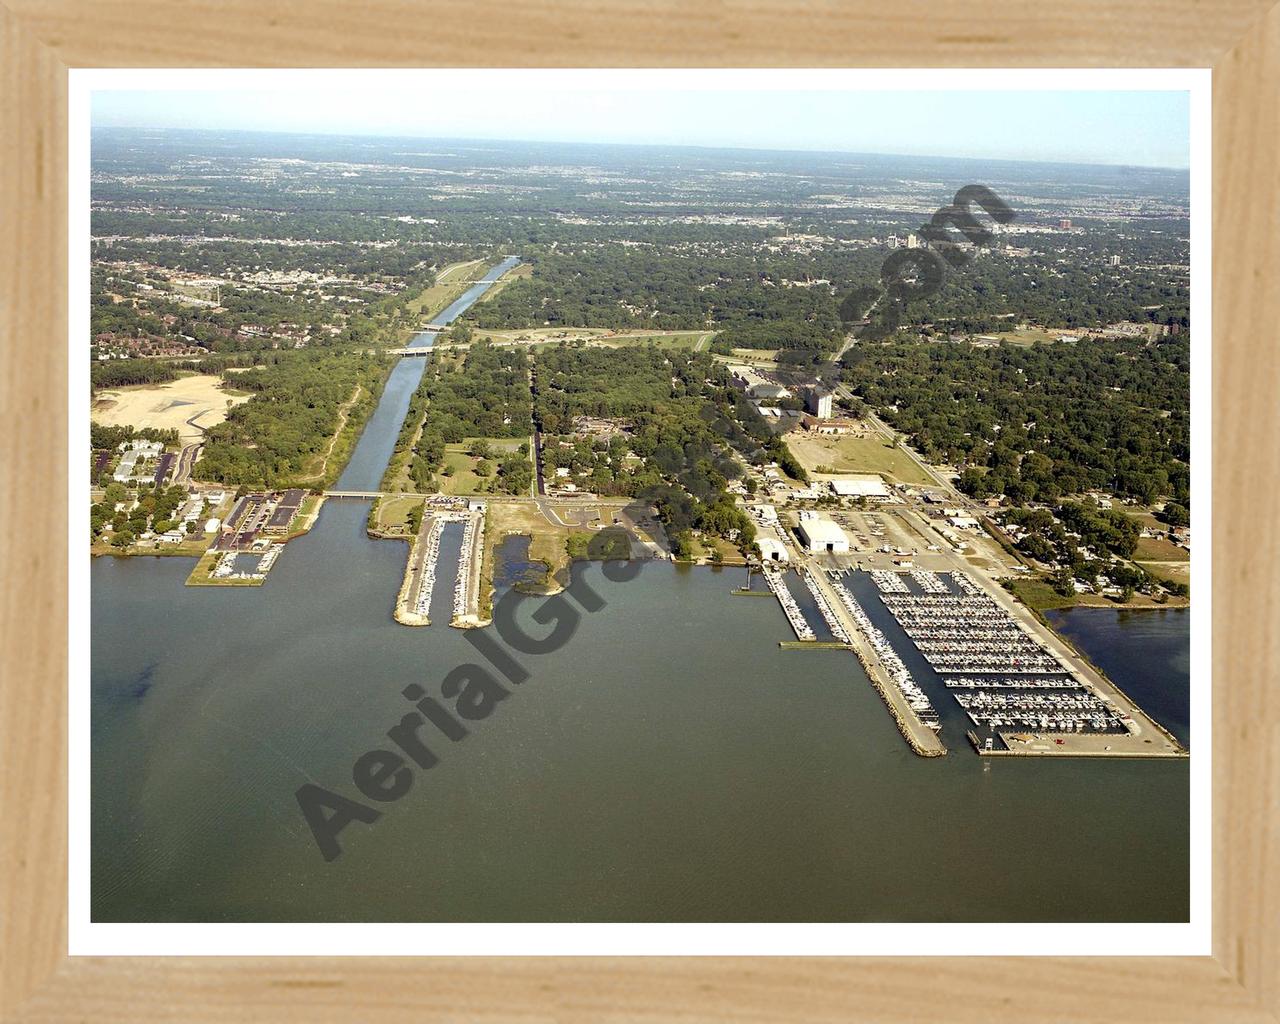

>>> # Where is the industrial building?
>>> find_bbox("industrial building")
[757,537,789,563]
[797,516,850,554]
[829,474,891,499]
[749,383,791,402]
[805,387,833,419]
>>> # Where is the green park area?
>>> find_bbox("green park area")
[369,495,426,536]
[438,438,531,496]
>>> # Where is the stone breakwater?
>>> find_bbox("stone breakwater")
[849,636,947,758]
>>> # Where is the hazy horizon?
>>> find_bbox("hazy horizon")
[91,80,1192,171]
[91,122,1193,175]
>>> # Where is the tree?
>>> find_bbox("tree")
[670,529,695,560]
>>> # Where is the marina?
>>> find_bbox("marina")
[828,575,942,736]
[762,567,816,641]
[392,496,486,627]
[206,545,283,583]
[864,570,1186,756]
[186,488,315,586]
[799,568,851,645]
[82,119,1198,931]
[90,539,1191,923]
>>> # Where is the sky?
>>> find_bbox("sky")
[90,73,1193,169]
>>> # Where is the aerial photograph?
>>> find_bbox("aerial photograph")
[87,81,1193,924]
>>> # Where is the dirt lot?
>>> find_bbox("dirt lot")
[92,374,248,443]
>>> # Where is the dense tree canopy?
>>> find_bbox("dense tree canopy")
[194,351,388,486]
[842,335,1189,504]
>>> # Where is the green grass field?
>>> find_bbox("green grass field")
[1134,535,1189,561]
[404,259,496,325]
[455,327,713,352]
[374,495,425,533]
[472,262,532,304]
[1137,560,1191,586]
[438,438,529,496]
[981,327,1073,347]
[786,431,934,486]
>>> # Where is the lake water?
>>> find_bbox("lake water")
[90,257,1190,922]
[1045,607,1191,747]
[90,547,1191,923]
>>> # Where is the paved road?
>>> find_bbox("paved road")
[173,441,203,484]
[532,428,547,496]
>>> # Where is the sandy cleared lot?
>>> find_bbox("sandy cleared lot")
[92,374,249,444]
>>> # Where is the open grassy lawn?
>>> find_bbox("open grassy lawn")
[459,327,711,351]
[1007,573,1187,612]
[785,431,934,486]
[692,535,747,566]
[591,331,709,350]
[285,494,325,538]
[1137,560,1191,586]
[986,327,1073,347]
[1134,535,1189,561]
[438,450,485,495]
[730,348,781,363]
[436,258,487,283]
[437,438,529,496]
[404,259,496,326]
[374,495,425,534]
[1005,576,1079,611]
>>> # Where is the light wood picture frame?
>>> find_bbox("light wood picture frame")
[2,2,1275,1019]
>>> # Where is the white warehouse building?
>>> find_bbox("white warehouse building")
[797,517,850,554]
[829,474,891,499]
[757,537,790,563]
